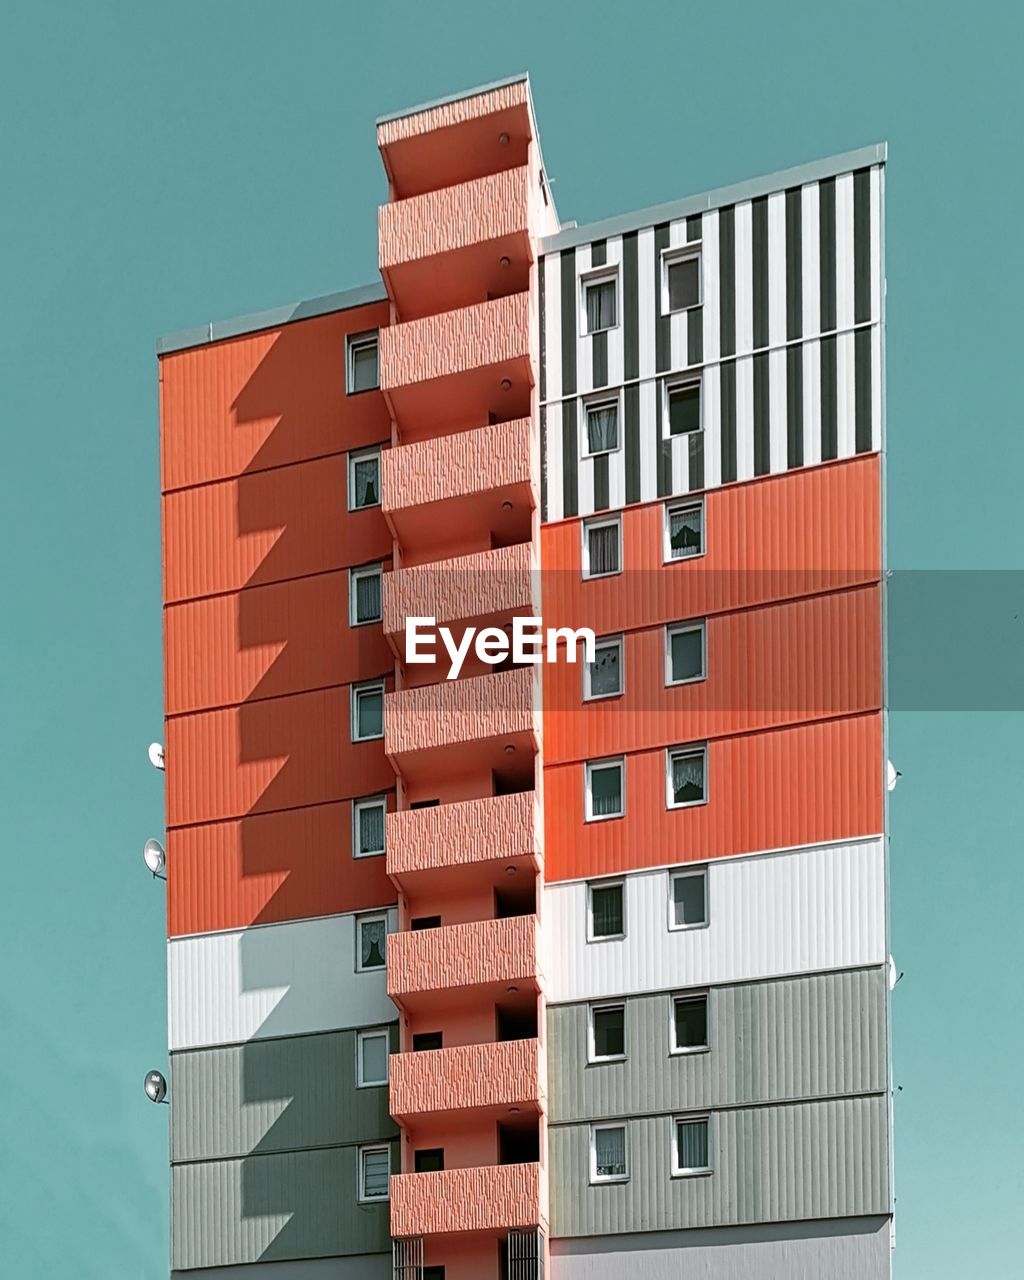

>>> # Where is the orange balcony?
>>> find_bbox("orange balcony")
[387,914,539,1008]
[379,167,533,320]
[381,417,535,553]
[387,791,541,889]
[379,293,533,437]
[390,1162,543,1237]
[389,1038,542,1123]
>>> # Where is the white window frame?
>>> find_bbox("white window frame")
[347,446,381,511]
[668,867,709,932]
[351,680,385,742]
[665,744,708,810]
[670,990,710,1055]
[358,1143,391,1202]
[579,267,621,337]
[352,794,387,858]
[663,375,703,440]
[346,329,379,394]
[665,621,707,686]
[588,1001,627,1064]
[584,757,625,824]
[581,391,622,458]
[349,562,383,627]
[356,1027,390,1088]
[587,877,626,942]
[590,1122,629,1184]
[671,1114,713,1177]
[582,514,622,580]
[355,911,389,973]
[663,498,706,563]
[661,244,704,314]
[583,634,624,702]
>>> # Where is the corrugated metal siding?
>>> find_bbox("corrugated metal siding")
[543,713,883,882]
[165,684,394,828]
[171,1258,391,1280]
[170,1027,398,1162]
[162,453,392,605]
[549,1096,890,1237]
[168,910,398,1051]
[544,585,881,763]
[171,1141,397,1269]
[542,839,885,1004]
[547,967,886,1122]
[168,800,395,938]
[159,304,391,493]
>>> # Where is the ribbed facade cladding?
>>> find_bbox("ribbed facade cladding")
[549,1095,890,1237]
[547,967,887,1122]
[171,1259,391,1280]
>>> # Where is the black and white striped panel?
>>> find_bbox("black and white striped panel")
[540,165,883,524]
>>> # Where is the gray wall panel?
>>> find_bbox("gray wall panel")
[548,968,887,1123]
[171,1026,399,1162]
[171,1142,397,1270]
[550,1216,891,1279]
[172,1256,390,1280]
[549,1096,889,1237]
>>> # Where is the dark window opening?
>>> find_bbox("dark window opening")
[414,1148,444,1173]
[412,1032,443,1052]
[498,1119,540,1165]
[496,1001,538,1042]
[411,916,442,931]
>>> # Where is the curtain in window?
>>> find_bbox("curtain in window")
[587,403,618,453]
[586,280,616,333]
[595,1126,626,1177]
[588,525,619,576]
[677,1119,709,1169]
[358,690,383,738]
[670,508,702,558]
[590,766,622,817]
[591,884,623,935]
[354,457,379,506]
[362,1148,390,1198]
[356,571,381,622]
[361,919,386,968]
[590,645,620,696]
[359,803,385,855]
[672,752,705,804]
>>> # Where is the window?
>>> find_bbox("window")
[353,795,386,857]
[670,868,708,930]
[584,397,619,456]
[589,1003,626,1062]
[584,635,623,701]
[414,1148,444,1173]
[666,622,706,685]
[590,1123,628,1183]
[666,746,707,809]
[350,563,383,626]
[351,680,384,741]
[672,994,709,1052]
[348,447,381,510]
[356,1028,389,1087]
[358,1144,390,1200]
[356,913,387,971]
[663,247,702,313]
[585,758,624,822]
[588,879,625,940]
[581,272,618,334]
[665,499,705,562]
[672,1116,712,1175]
[582,515,622,579]
[347,330,379,393]
[665,378,702,437]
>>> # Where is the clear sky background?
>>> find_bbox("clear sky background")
[0,2,1020,1275]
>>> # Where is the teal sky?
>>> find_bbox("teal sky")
[1,2,1020,1275]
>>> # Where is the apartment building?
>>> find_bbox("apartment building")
[156,73,891,1280]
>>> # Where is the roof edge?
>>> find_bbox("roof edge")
[375,72,530,128]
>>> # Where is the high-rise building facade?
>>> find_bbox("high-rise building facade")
[156,75,891,1280]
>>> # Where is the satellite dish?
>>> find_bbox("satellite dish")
[144,1070,168,1104]
[888,955,903,991]
[886,760,901,792]
[143,839,167,878]
[148,742,165,771]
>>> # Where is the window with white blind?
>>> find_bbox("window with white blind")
[665,378,702,437]
[585,758,624,822]
[672,993,709,1053]
[581,272,618,335]
[350,563,383,626]
[670,867,708,930]
[672,1116,712,1175]
[353,795,386,858]
[584,635,623,700]
[346,331,379,393]
[664,499,704,561]
[348,447,381,510]
[588,879,625,940]
[356,913,387,972]
[582,515,622,579]
[590,1123,628,1182]
[358,1144,390,1200]
[356,1028,389,1087]
[584,397,620,456]
[666,621,706,685]
[666,745,707,809]
[662,247,702,313]
[351,681,384,742]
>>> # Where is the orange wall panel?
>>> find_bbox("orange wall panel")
[158,304,391,492]
[167,799,395,937]
[161,453,392,604]
[543,713,884,882]
[164,570,392,715]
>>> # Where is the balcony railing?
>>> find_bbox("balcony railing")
[389,1037,542,1121]
[387,914,538,1003]
[387,790,541,881]
[383,541,536,639]
[389,1162,543,1237]
[385,665,536,761]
